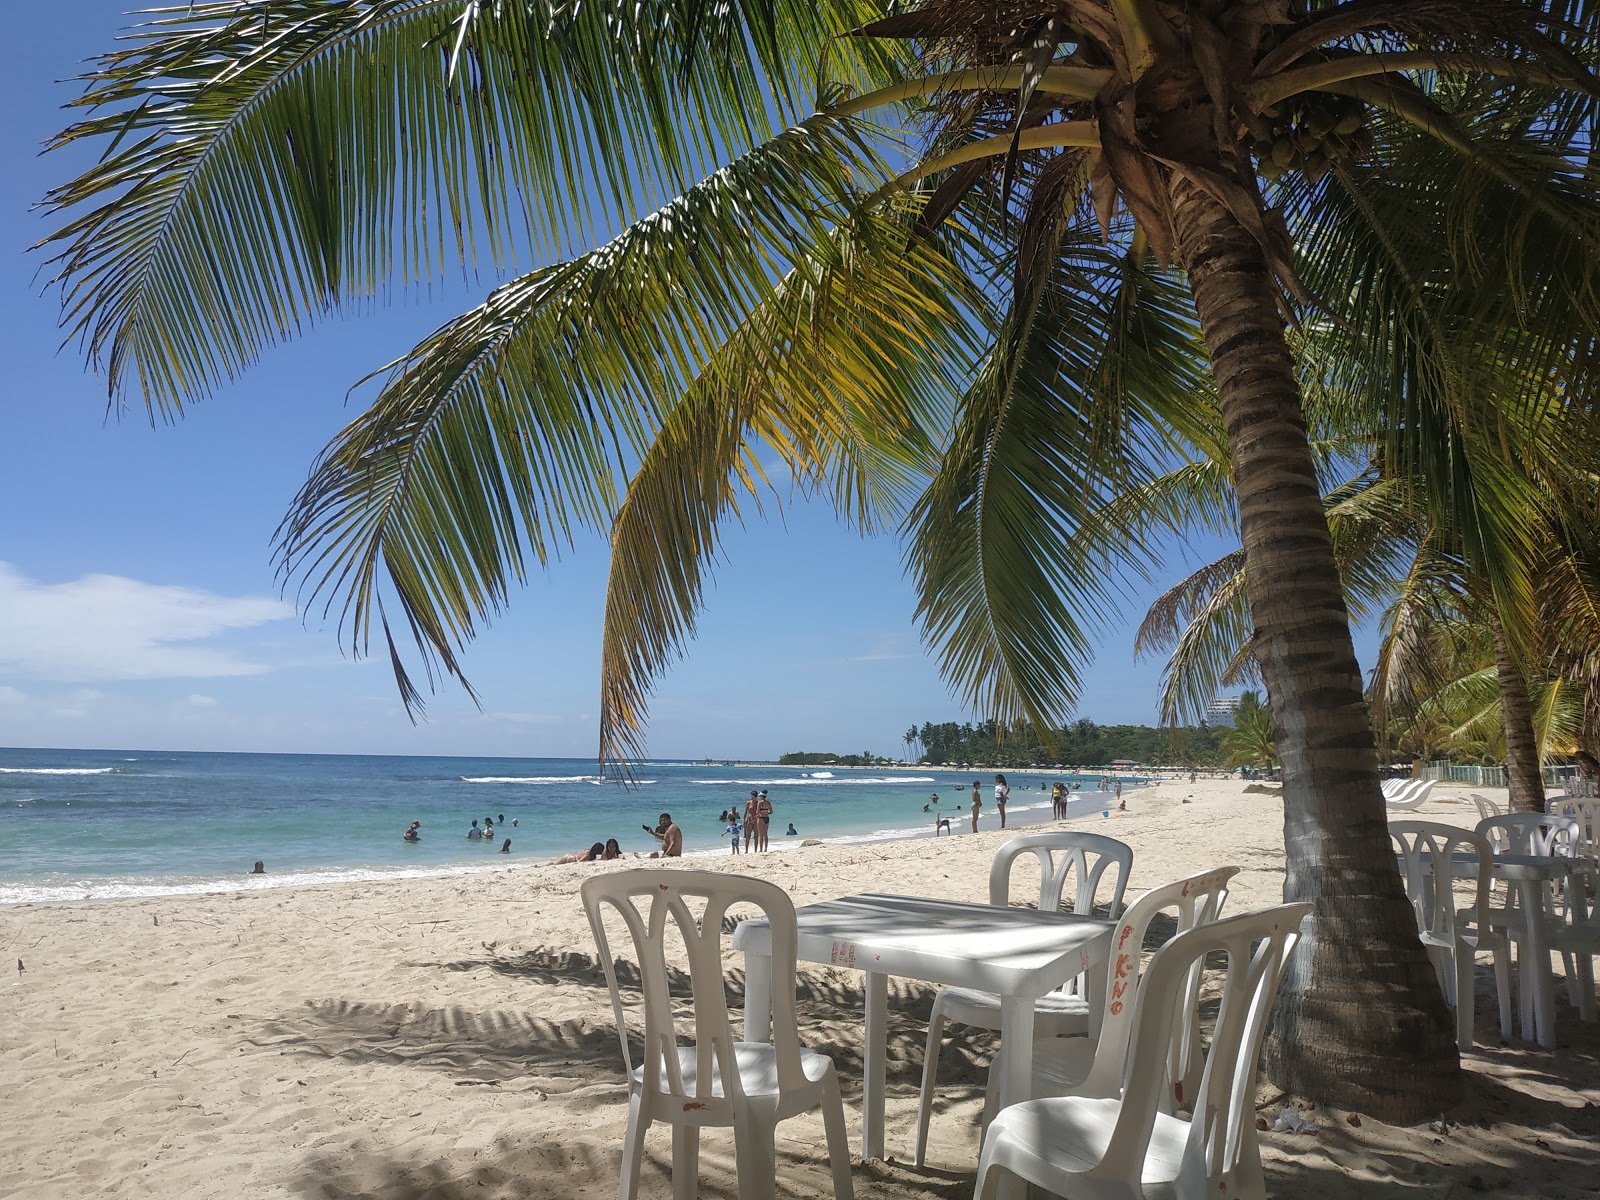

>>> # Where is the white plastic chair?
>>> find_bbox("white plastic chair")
[1549,798,1600,860]
[913,832,1132,1167]
[1389,821,1512,1050]
[1382,778,1436,810]
[1470,793,1504,823]
[1027,866,1241,1108]
[1476,812,1578,859]
[973,903,1312,1200]
[581,869,853,1200]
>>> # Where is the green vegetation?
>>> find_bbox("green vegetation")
[1221,693,1277,771]
[777,750,896,767]
[892,719,1225,768]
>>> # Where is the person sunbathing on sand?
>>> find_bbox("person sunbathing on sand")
[603,839,623,860]
[549,842,606,865]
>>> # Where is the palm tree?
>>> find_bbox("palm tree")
[40,0,1600,1116]
[1222,690,1277,770]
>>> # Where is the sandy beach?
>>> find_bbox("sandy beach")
[3,777,1596,1199]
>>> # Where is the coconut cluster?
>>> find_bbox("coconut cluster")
[1249,97,1371,184]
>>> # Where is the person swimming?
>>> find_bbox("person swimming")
[785,823,797,836]
[500,838,511,853]
[402,820,421,842]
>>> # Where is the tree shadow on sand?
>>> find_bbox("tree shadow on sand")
[290,1131,979,1200]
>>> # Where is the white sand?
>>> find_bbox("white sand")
[2,778,1596,1199]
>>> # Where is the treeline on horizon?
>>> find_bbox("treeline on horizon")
[781,719,1230,769]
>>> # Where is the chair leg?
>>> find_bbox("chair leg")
[671,1125,699,1200]
[618,1094,648,1200]
[1562,951,1580,1007]
[1577,954,1597,1022]
[913,999,949,1168]
[732,1113,778,1200]
[1493,947,1513,1041]
[820,1069,855,1200]
[1453,949,1474,1053]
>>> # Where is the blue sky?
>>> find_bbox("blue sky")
[1,3,1260,760]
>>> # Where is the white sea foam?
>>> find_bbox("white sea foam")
[462,774,596,784]
[689,775,937,787]
[0,767,118,776]
[0,861,520,906]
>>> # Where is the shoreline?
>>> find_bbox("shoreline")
[1,781,1156,908]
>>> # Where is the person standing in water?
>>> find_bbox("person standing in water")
[755,790,773,852]
[969,783,982,833]
[994,774,1010,829]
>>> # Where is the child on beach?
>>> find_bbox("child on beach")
[725,818,742,853]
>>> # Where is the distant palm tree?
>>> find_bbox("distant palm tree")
[41,0,1600,1116]
[1222,691,1277,770]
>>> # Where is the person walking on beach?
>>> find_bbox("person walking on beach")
[970,783,982,833]
[755,790,773,852]
[994,774,1010,829]
[725,816,742,853]
[1116,778,1125,811]
[1050,780,1065,820]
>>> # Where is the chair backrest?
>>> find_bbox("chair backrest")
[989,832,1134,918]
[1097,903,1312,1198]
[1072,866,1240,1103]
[1389,821,1493,943]
[1475,813,1579,858]
[580,869,807,1116]
[1469,793,1503,823]
[1547,798,1600,859]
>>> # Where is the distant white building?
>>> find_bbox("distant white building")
[1205,696,1243,727]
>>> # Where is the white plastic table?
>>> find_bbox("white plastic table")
[1416,852,1581,1048]
[731,892,1115,1159]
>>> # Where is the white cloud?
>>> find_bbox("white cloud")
[0,685,24,705]
[844,632,921,663]
[0,563,293,682]
[188,694,219,708]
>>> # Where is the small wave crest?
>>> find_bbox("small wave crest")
[0,766,119,776]
[690,775,936,787]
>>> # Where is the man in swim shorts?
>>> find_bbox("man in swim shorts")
[645,812,683,858]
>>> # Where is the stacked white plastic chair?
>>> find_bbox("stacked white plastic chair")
[581,869,854,1200]
[1382,778,1436,810]
[1548,797,1600,861]
[1027,866,1240,1107]
[1475,813,1595,1025]
[913,832,1132,1166]
[1389,821,1512,1049]
[973,903,1312,1200]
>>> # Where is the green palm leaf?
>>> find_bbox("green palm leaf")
[40,0,901,416]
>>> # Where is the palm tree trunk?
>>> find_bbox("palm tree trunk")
[1168,173,1459,1119]
[1492,620,1546,813]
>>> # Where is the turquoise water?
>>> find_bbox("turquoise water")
[0,747,1141,904]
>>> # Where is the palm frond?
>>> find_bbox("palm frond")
[40,0,902,415]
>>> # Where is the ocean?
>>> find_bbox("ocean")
[0,747,1144,904]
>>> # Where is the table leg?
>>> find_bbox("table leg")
[996,994,1036,1113]
[743,949,772,1043]
[863,970,887,1160]
[1518,880,1556,1048]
